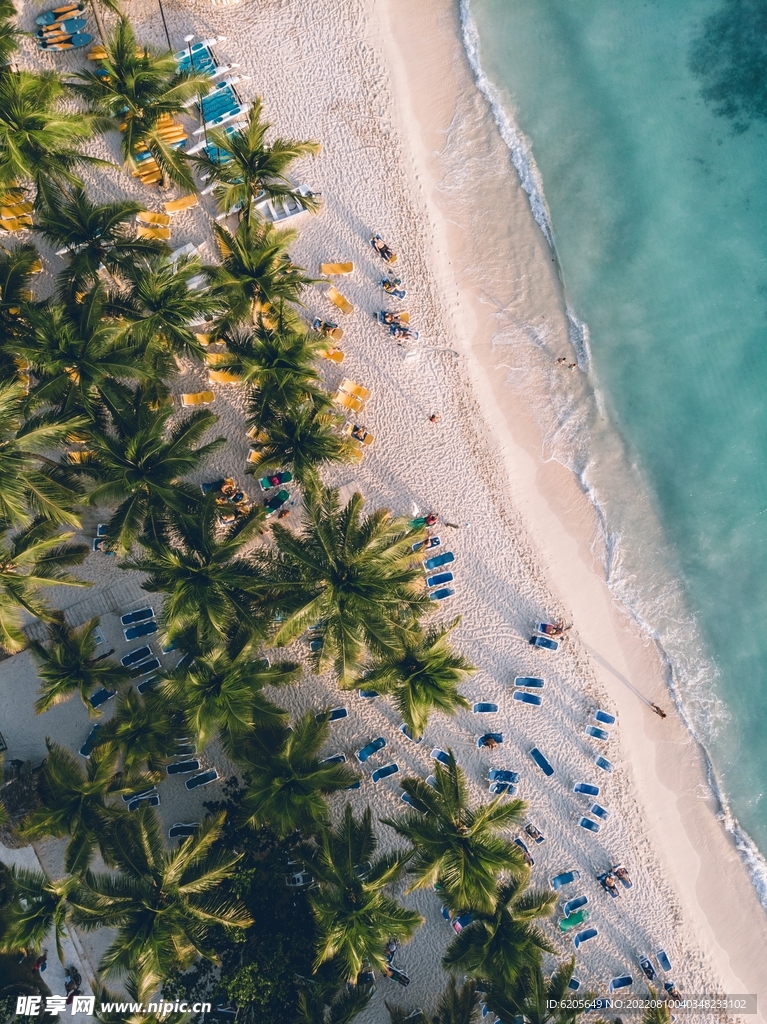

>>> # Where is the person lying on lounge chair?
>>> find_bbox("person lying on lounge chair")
[312,317,339,337]
[372,235,395,261]
[351,425,368,442]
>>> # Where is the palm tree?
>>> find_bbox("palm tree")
[19,741,157,873]
[94,976,195,1023]
[0,70,105,193]
[441,878,556,985]
[0,0,22,67]
[191,98,320,222]
[0,380,83,527]
[350,619,474,740]
[123,498,269,652]
[0,242,40,355]
[30,616,130,715]
[18,288,149,419]
[70,809,252,981]
[246,403,357,488]
[0,867,78,962]
[256,488,428,683]
[0,518,88,654]
[484,960,584,1024]
[432,977,481,1024]
[73,391,224,552]
[641,994,672,1024]
[238,711,357,837]
[304,804,422,981]
[296,982,374,1024]
[71,19,211,190]
[33,183,169,298]
[97,689,177,774]
[210,220,317,329]
[158,649,297,751]
[382,750,526,914]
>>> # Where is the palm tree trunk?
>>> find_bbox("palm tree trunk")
[89,0,106,43]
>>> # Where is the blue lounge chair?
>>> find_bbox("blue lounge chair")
[489,781,515,795]
[613,862,633,888]
[401,790,419,807]
[136,676,156,695]
[161,639,178,654]
[317,707,348,723]
[450,913,472,933]
[608,976,633,993]
[129,657,160,677]
[121,645,152,667]
[320,753,347,765]
[551,869,580,891]
[358,688,379,699]
[79,724,102,757]
[594,709,616,726]
[169,822,199,838]
[430,748,451,766]
[429,587,455,601]
[573,782,600,796]
[579,817,600,833]
[514,837,533,864]
[639,956,656,981]
[166,760,201,775]
[563,895,588,916]
[568,978,581,992]
[590,803,610,820]
[488,769,519,784]
[384,966,410,987]
[121,606,154,626]
[356,737,385,763]
[89,687,116,709]
[513,691,542,706]
[529,747,554,776]
[399,723,422,743]
[186,769,220,789]
[413,535,440,552]
[530,635,558,650]
[477,732,503,748]
[524,822,545,843]
[371,762,399,783]
[424,551,454,571]
[264,489,290,514]
[426,571,454,588]
[573,927,598,949]
[346,779,361,789]
[595,755,614,773]
[585,725,609,741]
[473,702,498,713]
[309,639,323,652]
[514,676,544,688]
[124,620,158,641]
[425,774,438,789]
[656,950,672,973]
[129,794,160,811]
[122,787,155,803]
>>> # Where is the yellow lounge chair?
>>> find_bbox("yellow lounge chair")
[88,44,108,59]
[247,448,264,465]
[0,201,33,218]
[320,262,354,275]
[246,426,269,442]
[140,172,163,186]
[333,390,365,414]
[30,259,43,274]
[205,351,230,366]
[320,347,345,364]
[195,333,211,346]
[181,391,215,406]
[0,218,30,232]
[349,447,364,463]
[137,224,170,240]
[209,369,241,384]
[137,211,171,227]
[339,379,371,402]
[164,194,199,215]
[326,286,354,315]
[361,432,375,446]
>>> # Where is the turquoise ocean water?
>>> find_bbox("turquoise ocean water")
[462,0,767,901]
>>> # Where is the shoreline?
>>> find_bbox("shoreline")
[373,0,767,1008]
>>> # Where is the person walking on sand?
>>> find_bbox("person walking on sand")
[651,702,667,719]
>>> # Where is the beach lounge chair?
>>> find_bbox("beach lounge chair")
[608,976,633,993]
[489,781,515,796]
[320,753,346,765]
[401,790,419,808]
[316,707,349,723]
[168,822,200,838]
[514,676,544,688]
[529,747,554,776]
[524,822,545,843]
[473,702,498,713]
[563,895,588,916]
[137,210,171,227]
[122,787,157,803]
[136,676,157,695]
[559,909,589,933]
[429,588,454,602]
[488,769,519,784]
[656,950,672,973]
[186,769,220,789]
[79,724,102,757]
[568,978,581,992]
[371,234,397,263]
[136,224,170,240]
[383,966,410,987]
[321,262,354,275]
[514,837,534,866]
[181,391,215,406]
[477,732,503,748]
[430,748,451,766]
[309,639,323,653]
[89,687,116,709]
[346,779,361,789]
[585,725,609,741]
[426,571,454,588]
[358,688,379,699]
[573,928,598,949]
[550,870,580,891]
[325,286,354,314]
[530,635,559,650]
[209,369,241,383]
[319,346,345,363]
[590,803,610,820]
[246,448,264,465]
[124,620,158,641]
[121,606,154,626]
[129,793,160,811]
[121,645,152,667]
[264,489,289,514]
[578,817,600,833]
[594,709,616,726]
[333,390,365,413]
[612,863,633,888]
[573,782,600,796]
[594,755,614,773]
[425,775,438,789]
[129,657,160,677]
[164,194,199,214]
[399,723,422,743]
[424,551,454,571]
[166,760,201,775]
[371,762,399,783]
[513,692,542,706]
[413,535,441,552]
[638,956,656,981]
[285,870,313,887]
[339,379,371,402]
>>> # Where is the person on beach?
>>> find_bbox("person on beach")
[479,736,497,749]
[429,413,441,423]
[31,950,47,972]
[411,513,438,528]
[651,703,667,719]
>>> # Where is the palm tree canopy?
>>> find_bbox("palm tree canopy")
[123,497,269,652]
[30,616,130,714]
[237,711,357,838]
[158,648,297,750]
[432,977,482,1024]
[351,618,474,739]
[296,982,373,1024]
[97,688,178,774]
[255,488,429,683]
[0,241,41,355]
[382,749,527,914]
[0,0,21,66]
[303,804,422,981]
[485,960,584,1024]
[441,877,557,985]
[0,517,88,653]
[0,867,78,963]
[191,97,320,221]
[247,403,357,489]
[73,392,224,551]
[70,809,252,980]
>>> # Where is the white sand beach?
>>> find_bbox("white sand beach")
[2,0,767,1018]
